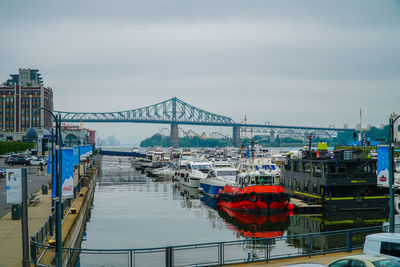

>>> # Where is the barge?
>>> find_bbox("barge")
[280,143,389,212]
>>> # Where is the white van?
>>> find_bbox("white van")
[363,233,400,261]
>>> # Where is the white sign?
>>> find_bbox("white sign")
[6,169,22,204]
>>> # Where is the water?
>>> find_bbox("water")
[79,154,389,266]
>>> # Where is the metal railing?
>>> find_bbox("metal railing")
[30,177,86,263]
[31,224,398,267]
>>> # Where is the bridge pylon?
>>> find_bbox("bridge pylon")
[170,124,179,148]
[233,126,241,147]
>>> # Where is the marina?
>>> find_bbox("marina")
[75,150,391,266]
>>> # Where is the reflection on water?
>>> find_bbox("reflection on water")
[79,156,389,266]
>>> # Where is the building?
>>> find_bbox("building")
[62,124,96,146]
[0,68,53,140]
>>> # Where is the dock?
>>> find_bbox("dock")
[291,197,323,214]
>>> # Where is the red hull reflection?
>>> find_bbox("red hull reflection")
[218,205,289,238]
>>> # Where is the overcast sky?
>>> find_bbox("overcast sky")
[1,0,399,145]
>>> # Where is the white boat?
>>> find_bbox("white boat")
[179,160,213,188]
[200,161,237,195]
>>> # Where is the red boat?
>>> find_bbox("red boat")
[216,184,289,213]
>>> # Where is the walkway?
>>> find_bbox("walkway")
[0,188,52,267]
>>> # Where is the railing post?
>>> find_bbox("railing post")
[346,230,352,252]
[265,239,269,262]
[307,235,312,257]
[218,242,224,266]
[165,246,173,267]
[31,237,37,264]
[129,250,133,267]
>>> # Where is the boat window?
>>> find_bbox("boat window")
[216,170,236,177]
[314,163,322,177]
[304,162,311,173]
[338,164,346,173]
[285,162,291,171]
[294,161,302,172]
[328,164,336,173]
[313,184,317,194]
[323,164,327,176]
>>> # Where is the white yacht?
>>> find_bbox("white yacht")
[200,161,237,195]
[178,160,213,188]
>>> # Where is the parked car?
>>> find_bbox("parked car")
[0,168,5,178]
[0,152,16,158]
[38,156,48,163]
[329,254,400,267]
[26,155,37,161]
[363,233,400,261]
[5,156,30,166]
[30,158,46,166]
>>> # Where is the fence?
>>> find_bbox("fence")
[30,178,84,263]
[31,224,398,267]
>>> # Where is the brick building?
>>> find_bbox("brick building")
[0,68,53,140]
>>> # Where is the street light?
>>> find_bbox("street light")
[27,107,63,267]
[389,114,400,233]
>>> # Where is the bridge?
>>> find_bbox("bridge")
[54,97,354,147]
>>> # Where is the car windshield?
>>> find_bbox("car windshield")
[373,259,400,267]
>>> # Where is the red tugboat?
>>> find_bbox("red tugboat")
[216,171,290,214]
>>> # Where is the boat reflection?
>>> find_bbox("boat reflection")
[217,206,289,238]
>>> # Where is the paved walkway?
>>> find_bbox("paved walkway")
[224,250,363,266]
[0,189,52,267]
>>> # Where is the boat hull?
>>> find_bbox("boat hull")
[217,185,289,214]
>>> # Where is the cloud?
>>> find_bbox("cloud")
[0,0,399,144]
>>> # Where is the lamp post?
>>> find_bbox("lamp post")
[27,108,63,266]
[389,114,400,233]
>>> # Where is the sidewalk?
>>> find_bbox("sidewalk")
[0,190,52,267]
[224,250,363,266]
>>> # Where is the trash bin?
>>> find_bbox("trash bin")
[42,184,48,195]
[11,204,21,220]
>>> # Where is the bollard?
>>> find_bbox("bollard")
[42,184,48,195]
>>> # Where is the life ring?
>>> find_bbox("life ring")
[249,192,258,202]
[265,193,275,204]
[278,192,285,202]
[237,194,243,201]
[243,193,248,201]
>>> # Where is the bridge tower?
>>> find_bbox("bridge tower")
[170,124,179,148]
[233,126,241,147]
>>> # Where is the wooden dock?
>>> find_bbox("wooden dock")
[291,197,323,214]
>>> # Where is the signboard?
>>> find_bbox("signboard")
[377,145,389,187]
[52,148,74,199]
[62,148,74,198]
[6,169,22,204]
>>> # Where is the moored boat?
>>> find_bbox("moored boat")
[280,142,389,211]
[216,172,290,214]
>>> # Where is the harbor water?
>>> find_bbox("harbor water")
[79,151,389,266]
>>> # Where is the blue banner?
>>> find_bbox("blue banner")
[73,146,79,165]
[52,148,74,199]
[377,145,389,187]
[47,148,52,175]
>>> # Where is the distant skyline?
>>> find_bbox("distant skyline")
[1,1,399,145]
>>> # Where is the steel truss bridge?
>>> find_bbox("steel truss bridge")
[54,97,353,147]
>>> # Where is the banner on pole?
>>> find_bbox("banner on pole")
[377,145,389,187]
[47,148,52,175]
[6,169,22,204]
[52,148,74,199]
[73,146,79,165]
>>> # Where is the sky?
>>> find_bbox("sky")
[1,0,399,145]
